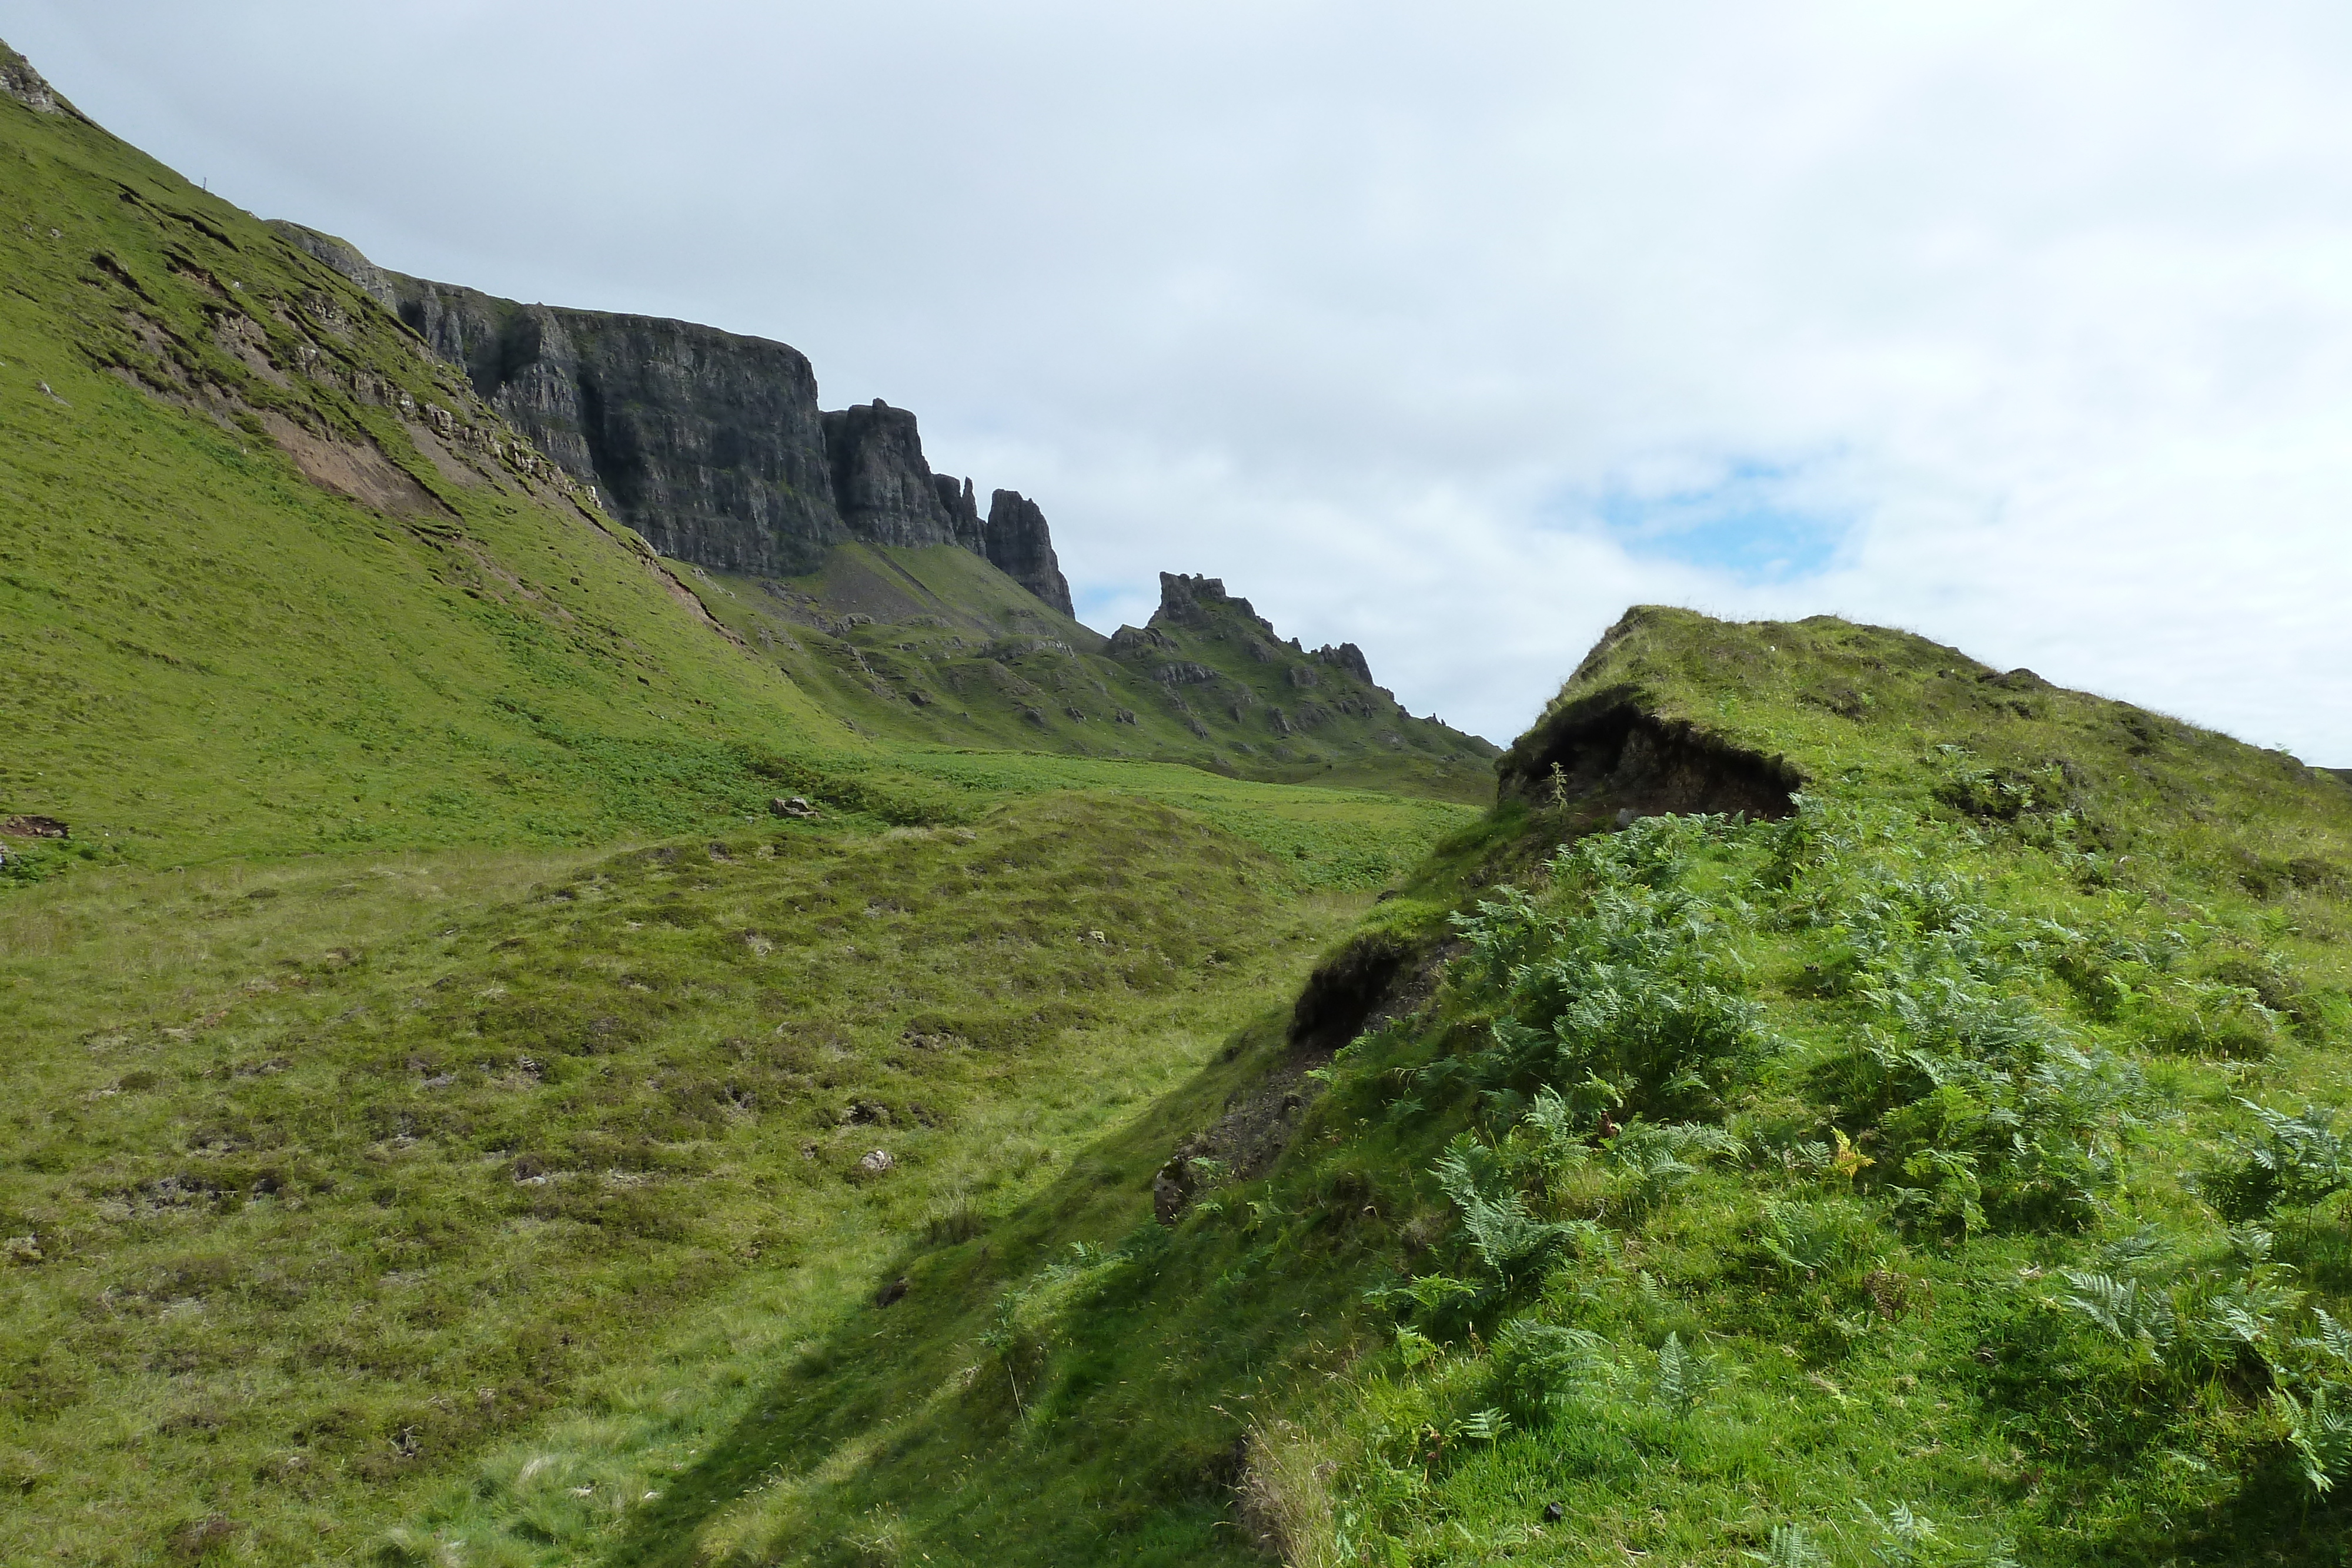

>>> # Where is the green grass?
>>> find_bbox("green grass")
[18,44,2352,1567]
[499,611,2352,1568]
[0,73,1486,1564]
[0,71,861,868]
[683,546,1498,805]
[0,793,1391,1565]
[0,82,1481,882]
[1275,798,2352,1566]
[880,750,1477,892]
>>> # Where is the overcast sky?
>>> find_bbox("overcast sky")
[12,3,2351,757]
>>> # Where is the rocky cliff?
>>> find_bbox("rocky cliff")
[1141,574,1375,688]
[821,400,975,553]
[983,490,1075,616]
[272,223,1073,593]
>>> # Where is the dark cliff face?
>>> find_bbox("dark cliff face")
[984,490,1075,617]
[821,401,978,551]
[270,223,1073,597]
[401,286,845,576]
[1151,572,1252,630]
[933,473,987,553]
[535,307,845,575]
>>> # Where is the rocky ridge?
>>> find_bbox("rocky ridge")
[273,223,1073,609]
[0,39,81,119]
[681,553,1498,795]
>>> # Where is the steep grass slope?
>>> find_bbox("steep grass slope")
[0,44,858,869]
[513,607,2352,1568]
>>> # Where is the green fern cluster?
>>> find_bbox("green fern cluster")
[1303,793,2352,1559]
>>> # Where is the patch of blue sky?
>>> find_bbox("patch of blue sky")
[1073,583,1155,633]
[1577,462,1852,585]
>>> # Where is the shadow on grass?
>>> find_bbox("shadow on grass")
[588,1011,1309,1568]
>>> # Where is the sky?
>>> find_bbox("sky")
[10,2,2351,757]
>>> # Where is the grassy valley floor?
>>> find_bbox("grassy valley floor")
[0,783,1471,1566]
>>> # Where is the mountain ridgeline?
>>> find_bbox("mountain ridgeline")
[275,222,1072,606]
[270,222,1493,790]
[259,220,1492,790]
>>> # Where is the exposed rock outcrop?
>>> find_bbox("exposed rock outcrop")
[270,223,1075,598]
[1314,641,1374,685]
[272,225,400,313]
[1,41,83,119]
[822,400,971,550]
[1496,684,1805,819]
[1121,573,1408,717]
[983,490,1074,616]
[1150,573,1258,631]
[1154,931,1453,1225]
[933,474,988,553]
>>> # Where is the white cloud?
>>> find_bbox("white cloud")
[11,1,2351,755]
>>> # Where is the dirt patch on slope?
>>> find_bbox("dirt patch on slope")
[255,410,450,520]
[1496,684,1804,819]
[108,317,454,523]
[399,419,487,489]
[1154,932,1455,1222]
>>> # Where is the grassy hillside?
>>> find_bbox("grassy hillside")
[683,546,1498,805]
[0,51,1474,888]
[473,607,2352,1568]
[17,33,2352,1568]
[0,48,873,870]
